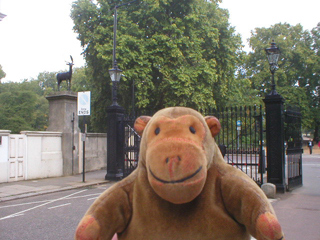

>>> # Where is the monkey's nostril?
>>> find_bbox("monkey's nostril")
[165,156,181,163]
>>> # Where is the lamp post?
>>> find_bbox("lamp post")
[109,3,123,105]
[263,40,286,193]
[265,40,281,95]
[105,0,138,181]
[108,0,137,104]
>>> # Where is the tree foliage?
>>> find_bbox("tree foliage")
[0,65,6,82]
[37,67,90,94]
[0,67,90,133]
[0,80,48,133]
[242,23,320,137]
[71,0,242,131]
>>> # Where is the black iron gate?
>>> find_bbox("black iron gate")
[123,106,265,185]
[285,108,303,190]
[210,106,265,185]
[123,116,141,177]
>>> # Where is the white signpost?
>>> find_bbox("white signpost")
[77,91,91,116]
[77,91,91,182]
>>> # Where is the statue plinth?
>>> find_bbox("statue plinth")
[46,91,80,175]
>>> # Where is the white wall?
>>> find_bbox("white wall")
[21,131,63,180]
[0,130,106,183]
[0,130,11,182]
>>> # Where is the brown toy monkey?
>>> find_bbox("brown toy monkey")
[75,107,284,240]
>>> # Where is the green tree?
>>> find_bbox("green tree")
[0,66,92,133]
[0,80,49,133]
[244,23,319,135]
[71,0,242,131]
[71,67,92,92]
[37,71,58,95]
[0,65,5,82]
[35,67,90,95]
[310,23,320,141]
[225,53,262,107]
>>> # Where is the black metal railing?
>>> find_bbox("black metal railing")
[123,106,265,184]
[285,108,303,189]
[208,106,265,185]
[123,116,141,177]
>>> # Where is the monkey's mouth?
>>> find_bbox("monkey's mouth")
[149,166,203,184]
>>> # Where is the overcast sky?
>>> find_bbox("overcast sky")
[0,0,319,83]
[220,0,320,51]
[0,0,85,83]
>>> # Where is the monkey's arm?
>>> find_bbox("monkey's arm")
[220,166,284,240]
[75,180,133,240]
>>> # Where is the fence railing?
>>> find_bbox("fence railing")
[285,108,303,189]
[123,106,265,185]
[207,106,265,185]
[123,116,140,177]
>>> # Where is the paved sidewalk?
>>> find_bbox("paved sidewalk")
[272,153,320,240]
[0,169,109,202]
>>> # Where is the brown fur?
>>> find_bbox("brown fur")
[75,107,284,240]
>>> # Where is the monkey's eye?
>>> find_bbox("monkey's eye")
[189,126,196,134]
[155,127,160,135]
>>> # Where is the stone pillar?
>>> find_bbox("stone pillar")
[263,93,286,193]
[105,104,125,180]
[46,91,80,175]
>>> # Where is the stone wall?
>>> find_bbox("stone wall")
[79,133,107,173]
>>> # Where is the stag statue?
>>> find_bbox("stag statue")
[57,55,74,91]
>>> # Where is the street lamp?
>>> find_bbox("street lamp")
[105,0,138,181]
[109,66,122,105]
[109,0,137,105]
[263,40,286,192]
[265,40,281,95]
[109,2,122,106]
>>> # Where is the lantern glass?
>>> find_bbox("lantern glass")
[267,52,280,66]
[109,67,122,82]
[265,40,281,66]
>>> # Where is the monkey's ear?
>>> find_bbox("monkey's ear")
[204,116,221,137]
[134,116,152,136]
